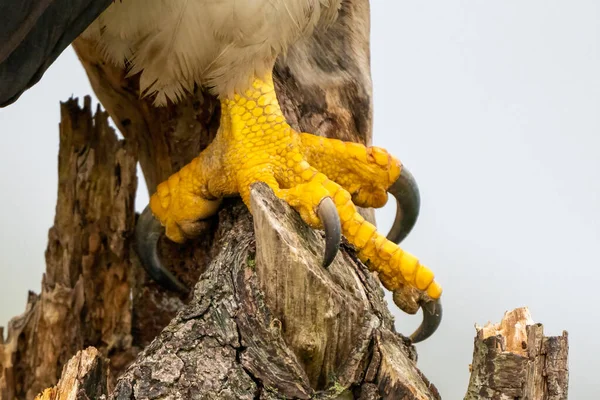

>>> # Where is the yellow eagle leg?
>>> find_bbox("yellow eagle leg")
[149,73,442,313]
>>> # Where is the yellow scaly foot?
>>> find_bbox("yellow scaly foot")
[135,73,442,342]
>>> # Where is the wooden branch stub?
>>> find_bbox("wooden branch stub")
[465,307,569,400]
[35,347,110,400]
[251,182,382,390]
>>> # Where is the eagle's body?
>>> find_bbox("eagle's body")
[84,0,340,104]
[0,0,442,342]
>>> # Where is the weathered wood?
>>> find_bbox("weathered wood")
[0,98,137,399]
[34,347,110,400]
[465,307,569,400]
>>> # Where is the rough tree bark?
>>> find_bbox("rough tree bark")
[0,98,137,399]
[465,308,569,400]
[0,1,444,398]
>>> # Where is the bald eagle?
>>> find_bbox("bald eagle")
[0,0,441,342]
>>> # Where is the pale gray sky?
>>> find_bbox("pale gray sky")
[0,1,598,398]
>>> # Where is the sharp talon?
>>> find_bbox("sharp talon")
[409,299,442,343]
[317,197,341,268]
[135,205,190,294]
[386,167,421,244]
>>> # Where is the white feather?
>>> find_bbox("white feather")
[82,0,342,105]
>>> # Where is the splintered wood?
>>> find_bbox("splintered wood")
[34,348,109,400]
[0,98,137,400]
[465,307,569,400]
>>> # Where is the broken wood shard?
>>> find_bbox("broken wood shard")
[34,347,109,400]
[465,307,569,400]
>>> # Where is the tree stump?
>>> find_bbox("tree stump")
[465,307,569,400]
[109,183,439,399]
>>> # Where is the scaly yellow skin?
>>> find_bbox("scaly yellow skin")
[150,73,442,309]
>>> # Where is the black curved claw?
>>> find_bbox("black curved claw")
[316,197,341,268]
[386,167,421,245]
[135,205,190,294]
[409,299,443,343]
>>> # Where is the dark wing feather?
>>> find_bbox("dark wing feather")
[0,0,112,107]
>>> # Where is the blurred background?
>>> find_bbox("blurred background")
[0,1,598,398]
